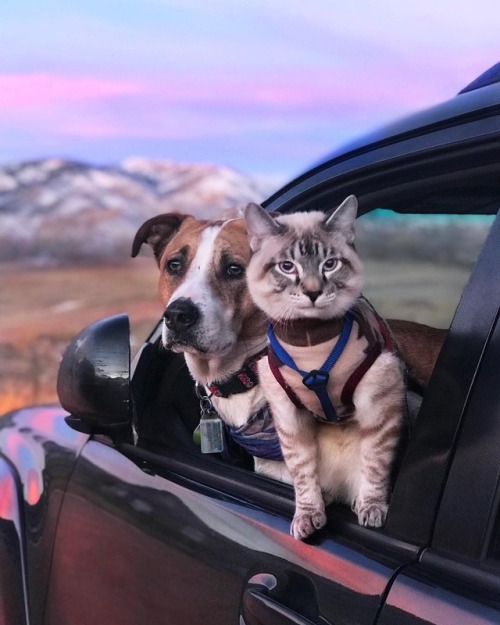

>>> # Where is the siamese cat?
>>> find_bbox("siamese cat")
[244,196,405,540]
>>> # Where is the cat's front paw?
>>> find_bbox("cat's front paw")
[353,501,388,528]
[291,507,327,540]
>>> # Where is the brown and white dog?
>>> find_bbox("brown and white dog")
[132,212,446,481]
[132,212,291,481]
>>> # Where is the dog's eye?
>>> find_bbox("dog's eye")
[323,258,339,272]
[278,260,296,274]
[166,258,183,274]
[226,263,244,278]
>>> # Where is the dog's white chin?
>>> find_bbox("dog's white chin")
[162,324,235,357]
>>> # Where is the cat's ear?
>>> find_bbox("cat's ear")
[324,195,358,242]
[244,203,282,251]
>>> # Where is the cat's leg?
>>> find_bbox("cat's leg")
[258,361,326,540]
[277,404,326,539]
[352,352,404,528]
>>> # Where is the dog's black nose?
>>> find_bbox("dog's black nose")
[163,298,200,332]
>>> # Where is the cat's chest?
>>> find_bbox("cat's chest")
[274,321,369,415]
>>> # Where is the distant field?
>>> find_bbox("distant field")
[0,258,161,414]
[0,258,470,415]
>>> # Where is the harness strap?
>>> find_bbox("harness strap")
[268,348,305,409]
[340,311,396,410]
[268,306,398,421]
[341,340,381,411]
[267,312,354,423]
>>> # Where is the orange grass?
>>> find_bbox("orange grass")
[0,258,162,414]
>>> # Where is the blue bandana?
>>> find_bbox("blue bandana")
[227,404,283,461]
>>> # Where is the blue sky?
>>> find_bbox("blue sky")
[0,0,498,182]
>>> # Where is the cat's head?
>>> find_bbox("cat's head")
[244,195,363,321]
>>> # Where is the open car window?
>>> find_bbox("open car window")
[357,209,495,328]
[127,206,498,553]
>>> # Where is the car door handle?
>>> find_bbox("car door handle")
[241,573,330,625]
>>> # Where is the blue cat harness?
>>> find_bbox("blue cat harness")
[267,312,353,423]
[267,302,396,423]
[207,299,396,459]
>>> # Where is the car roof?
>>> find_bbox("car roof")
[321,63,500,163]
[264,63,500,218]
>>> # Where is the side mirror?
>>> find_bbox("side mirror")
[57,314,131,435]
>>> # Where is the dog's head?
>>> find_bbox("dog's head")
[132,213,265,357]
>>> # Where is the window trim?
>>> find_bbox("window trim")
[118,440,422,565]
[385,211,500,545]
[431,305,500,561]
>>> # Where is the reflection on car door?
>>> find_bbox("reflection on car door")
[45,439,408,625]
[379,565,500,625]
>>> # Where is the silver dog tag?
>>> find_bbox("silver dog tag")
[195,386,224,454]
[200,414,224,454]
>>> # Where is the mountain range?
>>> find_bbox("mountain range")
[0,157,490,266]
[0,158,274,263]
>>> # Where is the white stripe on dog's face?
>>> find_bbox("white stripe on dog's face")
[167,225,222,303]
[158,218,259,357]
[162,226,229,353]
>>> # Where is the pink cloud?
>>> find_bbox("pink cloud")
[0,64,462,147]
[0,73,144,110]
[147,65,449,113]
[0,66,449,122]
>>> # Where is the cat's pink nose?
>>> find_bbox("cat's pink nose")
[305,290,322,303]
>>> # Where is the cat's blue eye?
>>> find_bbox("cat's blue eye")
[323,258,339,271]
[278,260,296,274]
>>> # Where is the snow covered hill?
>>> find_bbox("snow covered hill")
[0,158,273,263]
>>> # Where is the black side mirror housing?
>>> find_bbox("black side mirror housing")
[57,314,132,435]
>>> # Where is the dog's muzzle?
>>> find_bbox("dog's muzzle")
[163,298,200,334]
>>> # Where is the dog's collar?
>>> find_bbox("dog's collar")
[207,348,268,398]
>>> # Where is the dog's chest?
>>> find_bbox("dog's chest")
[211,386,264,429]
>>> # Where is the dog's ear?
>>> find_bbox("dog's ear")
[132,213,192,263]
[244,203,284,252]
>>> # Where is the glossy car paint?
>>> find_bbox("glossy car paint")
[379,567,500,625]
[43,438,410,625]
[0,406,89,625]
[0,457,27,625]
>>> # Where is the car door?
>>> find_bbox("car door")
[45,190,500,625]
[43,417,420,625]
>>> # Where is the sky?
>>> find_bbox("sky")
[0,0,498,183]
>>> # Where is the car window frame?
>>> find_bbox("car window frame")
[384,209,500,545]
[127,212,499,554]
[263,85,500,218]
[429,270,500,564]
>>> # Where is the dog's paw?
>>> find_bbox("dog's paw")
[354,501,388,528]
[290,507,327,540]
